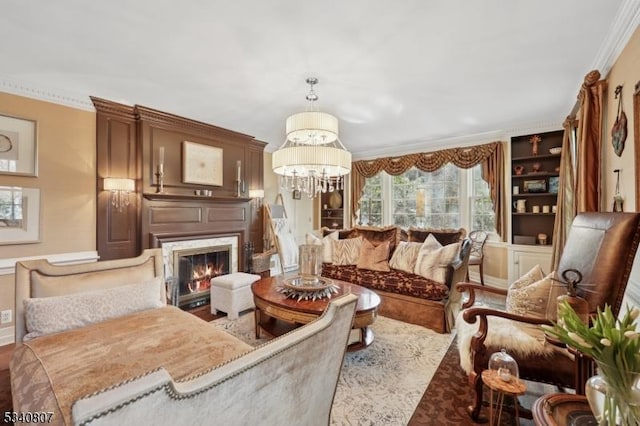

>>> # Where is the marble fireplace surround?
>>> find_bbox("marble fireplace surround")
[161,236,239,282]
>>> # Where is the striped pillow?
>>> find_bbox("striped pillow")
[332,237,363,265]
[389,241,422,273]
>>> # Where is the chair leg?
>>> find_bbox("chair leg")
[479,261,484,286]
[467,371,485,421]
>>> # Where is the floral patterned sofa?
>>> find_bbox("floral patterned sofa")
[312,225,472,333]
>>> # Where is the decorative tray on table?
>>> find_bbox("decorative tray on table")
[276,276,340,301]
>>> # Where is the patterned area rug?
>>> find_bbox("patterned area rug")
[211,312,455,425]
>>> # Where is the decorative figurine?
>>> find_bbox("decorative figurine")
[529,135,542,156]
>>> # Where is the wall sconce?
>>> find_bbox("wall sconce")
[103,177,135,212]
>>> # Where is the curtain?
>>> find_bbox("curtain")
[575,70,607,212]
[550,117,577,270]
[350,141,506,238]
[481,143,506,241]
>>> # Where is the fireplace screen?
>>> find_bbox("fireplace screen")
[173,245,231,309]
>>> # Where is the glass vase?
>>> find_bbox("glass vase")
[585,362,640,425]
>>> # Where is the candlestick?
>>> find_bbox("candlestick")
[159,146,165,165]
[237,160,241,181]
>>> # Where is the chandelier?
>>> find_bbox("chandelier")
[272,77,351,198]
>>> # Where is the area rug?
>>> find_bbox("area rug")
[211,313,456,425]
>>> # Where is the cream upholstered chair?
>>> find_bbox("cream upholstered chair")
[465,230,488,285]
[457,212,640,421]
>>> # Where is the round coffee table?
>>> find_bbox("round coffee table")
[251,275,381,351]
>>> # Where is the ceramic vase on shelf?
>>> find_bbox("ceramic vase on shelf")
[585,363,640,425]
[328,191,342,209]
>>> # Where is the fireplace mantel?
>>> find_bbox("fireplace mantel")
[143,193,252,203]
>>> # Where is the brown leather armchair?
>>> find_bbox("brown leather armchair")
[457,212,640,420]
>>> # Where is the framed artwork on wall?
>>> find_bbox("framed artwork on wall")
[182,141,223,186]
[0,114,38,177]
[0,186,41,244]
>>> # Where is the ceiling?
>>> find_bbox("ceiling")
[1,1,637,159]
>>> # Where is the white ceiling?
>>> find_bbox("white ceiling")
[1,1,638,159]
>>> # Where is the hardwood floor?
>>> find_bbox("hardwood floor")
[0,343,13,414]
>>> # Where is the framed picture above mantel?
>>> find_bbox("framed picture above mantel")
[0,113,38,177]
[182,141,223,186]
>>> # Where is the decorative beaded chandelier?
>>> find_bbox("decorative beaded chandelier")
[272,77,351,198]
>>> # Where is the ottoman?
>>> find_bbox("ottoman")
[210,272,261,319]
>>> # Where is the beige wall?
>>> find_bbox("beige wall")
[603,26,640,212]
[0,92,96,330]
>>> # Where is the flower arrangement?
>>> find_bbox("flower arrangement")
[543,301,640,425]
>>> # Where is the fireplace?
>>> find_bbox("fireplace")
[162,236,239,309]
[173,246,231,309]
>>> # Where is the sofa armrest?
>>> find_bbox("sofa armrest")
[447,238,472,288]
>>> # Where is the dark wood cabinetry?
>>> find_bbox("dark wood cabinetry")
[93,97,266,261]
[510,130,562,245]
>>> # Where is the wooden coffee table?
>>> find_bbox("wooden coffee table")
[251,275,381,351]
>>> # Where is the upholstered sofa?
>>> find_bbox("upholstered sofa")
[11,249,358,426]
[312,225,472,333]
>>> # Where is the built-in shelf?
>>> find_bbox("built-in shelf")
[512,153,561,162]
[513,192,558,198]
[510,130,563,244]
[512,172,559,178]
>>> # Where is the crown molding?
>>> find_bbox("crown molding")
[0,74,94,111]
[590,0,640,77]
[350,120,562,161]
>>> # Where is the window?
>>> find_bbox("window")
[359,164,496,234]
[469,165,496,232]
[358,173,383,226]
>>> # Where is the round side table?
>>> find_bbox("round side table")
[482,369,527,425]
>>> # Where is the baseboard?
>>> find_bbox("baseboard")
[0,326,14,346]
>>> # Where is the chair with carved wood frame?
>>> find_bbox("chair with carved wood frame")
[457,212,640,421]
[466,230,488,285]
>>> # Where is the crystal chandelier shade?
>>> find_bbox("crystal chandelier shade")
[272,77,352,198]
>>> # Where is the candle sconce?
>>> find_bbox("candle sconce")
[156,165,165,193]
[236,160,245,197]
[156,146,165,193]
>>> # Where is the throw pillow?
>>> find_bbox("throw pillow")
[357,239,391,272]
[414,238,461,284]
[407,227,466,245]
[332,237,363,265]
[306,230,339,263]
[505,269,555,319]
[389,241,422,274]
[354,225,400,259]
[23,277,164,341]
[507,264,545,291]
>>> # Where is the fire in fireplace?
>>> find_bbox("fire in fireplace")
[173,245,231,309]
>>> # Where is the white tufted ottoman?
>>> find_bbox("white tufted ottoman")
[210,272,261,319]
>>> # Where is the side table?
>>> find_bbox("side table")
[532,393,595,426]
[482,369,527,426]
